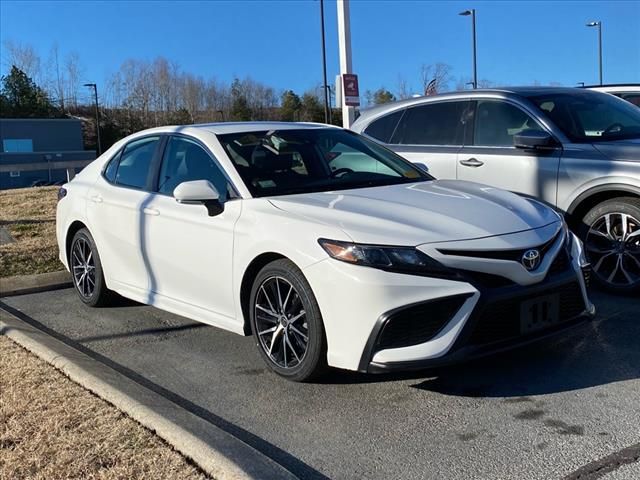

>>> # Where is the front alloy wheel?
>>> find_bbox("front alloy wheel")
[581,198,640,293]
[250,259,327,381]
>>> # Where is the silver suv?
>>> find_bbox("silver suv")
[352,87,640,293]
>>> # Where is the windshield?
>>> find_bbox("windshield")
[526,91,640,142]
[218,128,432,197]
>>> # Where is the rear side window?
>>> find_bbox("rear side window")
[363,110,403,143]
[103,151,120,183]
[114,137,160,189]
[391,101,467,145]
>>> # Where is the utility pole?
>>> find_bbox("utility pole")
[586,21,603,85]
[337,0,356,128]
[83,83,102,155]
[320,0,330,124]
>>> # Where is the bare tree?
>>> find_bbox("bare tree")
[46,43,66,111]
[396,75,411,100]
[420,62,452,94]
[3,40,42,83]
[65,51,84,109]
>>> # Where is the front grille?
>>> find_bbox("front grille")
[377,295,470,350]
[459,271,515,289]
[547,249,570,276]
[468,281,585,346]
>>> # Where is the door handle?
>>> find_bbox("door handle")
[90,195,103,203]
[143,207,160,216]
[459,158,484,167]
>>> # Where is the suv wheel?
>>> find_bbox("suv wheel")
[579,197,640,294]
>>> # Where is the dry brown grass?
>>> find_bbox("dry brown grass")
[0,187,61,277]
[0,335,210,480]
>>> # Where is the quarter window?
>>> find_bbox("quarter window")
[363,110,403,143]
[114,137,160,189]
[390,101,468,146]
[157,136,232,200]
[473,100,544,147]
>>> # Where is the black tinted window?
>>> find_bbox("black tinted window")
[474,100,544,147]
[363,110,403,142]
[115,137,159,189]
[391,101,467,145]
[157,136,231,200]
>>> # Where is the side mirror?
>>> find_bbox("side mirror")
[513,129,558,150]
[173,180,223,216]
[414,162,430,174]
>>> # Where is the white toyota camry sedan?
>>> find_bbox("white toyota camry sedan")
[56,122,595,381]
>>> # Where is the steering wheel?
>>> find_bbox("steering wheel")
[330,168,354,178]
[602,123,624,136]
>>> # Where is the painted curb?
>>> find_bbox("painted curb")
[0,309,298,480]
[0,270,72,297]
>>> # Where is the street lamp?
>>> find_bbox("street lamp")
[586,21,603,85]
[459,9,477,89]
[319,0,330,124]
[83,83,102,155]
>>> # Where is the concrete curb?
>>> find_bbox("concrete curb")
[0,270,72,297]
[0,308,298,480]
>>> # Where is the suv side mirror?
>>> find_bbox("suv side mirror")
[513,130,558,150]
[174,180,223,216]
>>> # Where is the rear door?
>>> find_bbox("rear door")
[384,100,471,179]
[86,136,162,296]
[456,99,561,205]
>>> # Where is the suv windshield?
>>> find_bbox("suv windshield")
[218,128,431,197]
[526,91,640,142]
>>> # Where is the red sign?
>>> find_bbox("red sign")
[342,73,360,106]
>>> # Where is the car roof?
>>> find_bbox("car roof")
[137,121,339,136]
[354,86,603,122]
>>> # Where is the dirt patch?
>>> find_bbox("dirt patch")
[0,187,61,277]
[0,335,209,479]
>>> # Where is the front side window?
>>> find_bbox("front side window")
[157,136,233,200]
[390,101,468,146]
[114,136,160,189]
[473,100,544,147]
[218,128,430,197]
[527,91,640,142]
[363,110,403,143]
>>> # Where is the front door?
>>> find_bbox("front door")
[456,99,561,205]
[142,135,241,323]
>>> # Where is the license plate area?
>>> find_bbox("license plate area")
[520,294,560,334]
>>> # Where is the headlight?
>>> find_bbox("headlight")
[318,238,454,278]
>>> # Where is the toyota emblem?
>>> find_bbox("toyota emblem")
[522,249,541,271]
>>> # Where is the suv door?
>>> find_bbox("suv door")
[142,135,242,327]
[366,100,470,179]
[456,99,561,205]
[87,135,162,296]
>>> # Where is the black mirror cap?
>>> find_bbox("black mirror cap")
[513,129,558,150]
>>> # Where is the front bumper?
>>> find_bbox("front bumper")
[303,230,594,373]
[364,269,594,373]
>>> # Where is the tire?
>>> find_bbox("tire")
[578,197,640,294]
[249,259,327,382]
[69,228,115,307]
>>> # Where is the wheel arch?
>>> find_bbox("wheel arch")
[566,184,640,230]
[239,252,290,335]
[65,220,88,268]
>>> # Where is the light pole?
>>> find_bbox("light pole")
[319,0,330,124]
[83,83,102,155]
[459,9,477,89]
[586,21,603,85]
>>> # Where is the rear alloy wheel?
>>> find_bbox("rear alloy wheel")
[580,198,640,294]
[250,259,327,381]
[70,228,114,307]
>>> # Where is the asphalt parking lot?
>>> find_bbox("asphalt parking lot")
[1,288,638,480]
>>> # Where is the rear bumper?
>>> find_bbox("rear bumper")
[361,269,595,373]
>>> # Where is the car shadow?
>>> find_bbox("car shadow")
[318,294,640,397]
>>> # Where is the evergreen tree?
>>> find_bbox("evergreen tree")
[280,90,302,121]
[0,65,59,118]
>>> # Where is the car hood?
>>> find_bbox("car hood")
[268,180,560,245]
[592,138,640,162]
